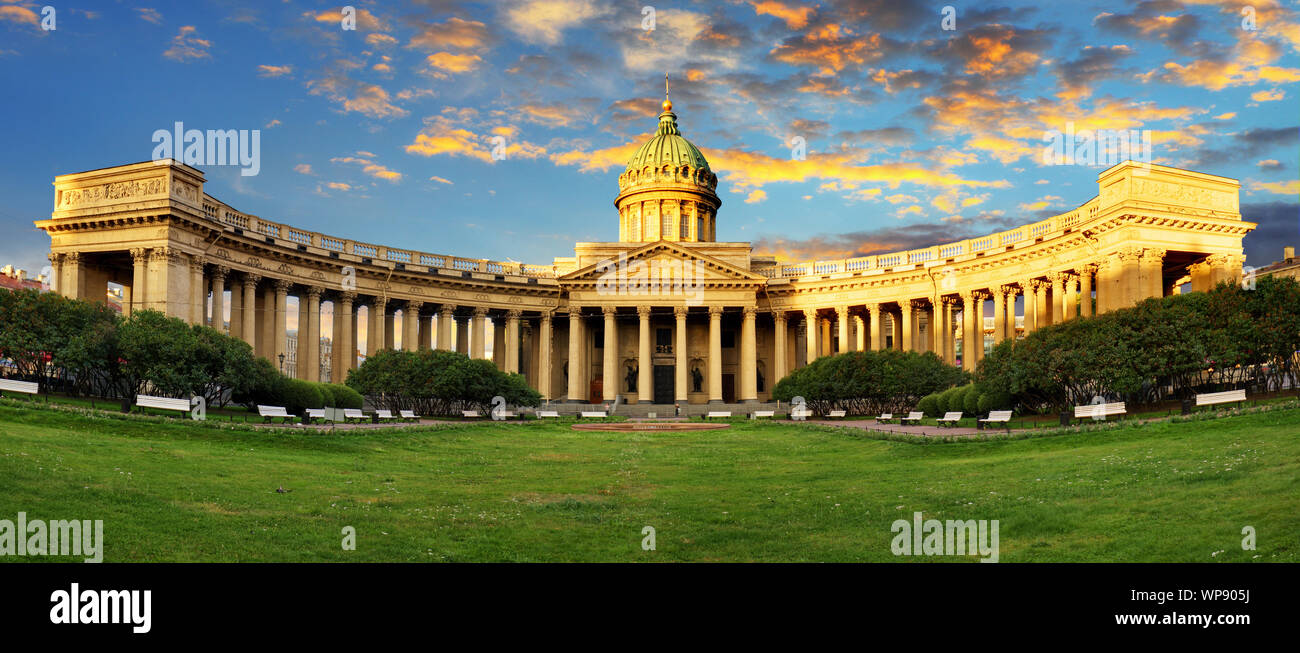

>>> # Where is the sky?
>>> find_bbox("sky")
[1,0,1298,281]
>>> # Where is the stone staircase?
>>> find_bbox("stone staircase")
[536,398,784,418]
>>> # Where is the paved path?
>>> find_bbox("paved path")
[798,418,985,437]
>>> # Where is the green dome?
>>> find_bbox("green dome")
[624,108,711,173]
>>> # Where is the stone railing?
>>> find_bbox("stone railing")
[763,197,1101,278]
[203,194,557,278]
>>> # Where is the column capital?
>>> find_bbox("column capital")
[604,305,619,317]
[439,303,456,316]
[189,254,206,272]
[243,273,262,288]
[473,306,489,317]
[338,291,356,304]
[802,307,819,319]
[1141,247,1167,263]
[941,296,960,307]
[47,252,63,264]
[567,304,583,315]
[213,265,230,281]
[274,278,292,293]
[674,305,689,318]
[743,306,758,318]
[997,284,1017,298]
[971,289,990,301]
[60,251,81,264]
[1116,246,1144,262]
[307,286,324,300]
[506,309,523,320]
[709,305,724,317]
[373,295,388,309]
[129,248,149,263]
[864,302,881,315]
[405,298,421,310]
[1046,271,1069,283]
[637,305,652,318]
[772,310,787,323]
[540,311,552,324]
[908,298,926,309]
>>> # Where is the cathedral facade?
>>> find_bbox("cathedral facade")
[36,100,1255,405]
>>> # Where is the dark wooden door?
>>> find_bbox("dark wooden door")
[589,378,602,404]
[653,365,674,404]
[722,374,736,403]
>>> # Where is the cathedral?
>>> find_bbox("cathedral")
[36,96,1253,406]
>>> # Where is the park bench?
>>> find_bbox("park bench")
[979,410,1013,429]
[936,411,963,427]
[343,408,366,423]
[375,409,400,422]
[898,411,924,425]
[304,408,327,424]
[536,410,560,418]
[1074,402,1126,422]
[876,412,893,423]
[827,410,847,419]
[0,378,39,398]
[136,394,191,416]
[462,410,482,418]
[399,410,420,422]
[580,411,608,418]
[257,405,293,424]
[1195,389,1246,411]
[705,411,731,419]
[790,406,812,420]
[751,410,774,419]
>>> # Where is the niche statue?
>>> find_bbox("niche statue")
[691,366,703,393]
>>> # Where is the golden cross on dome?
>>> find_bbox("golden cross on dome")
[662,73,672,112]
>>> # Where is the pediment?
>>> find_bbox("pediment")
[559,240,766,286]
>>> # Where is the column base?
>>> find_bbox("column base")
[707,399,724,405]
[740,398,758,404]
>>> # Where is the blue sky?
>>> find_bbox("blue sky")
[1,0,1297,277]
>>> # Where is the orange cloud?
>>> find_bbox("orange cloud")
[750,1,815,29]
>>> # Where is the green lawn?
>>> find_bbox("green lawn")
[0,401,1296,562]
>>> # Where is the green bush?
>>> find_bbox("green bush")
[978,390,1013,413]
[275,377,324,414]
[961,384,980,415]
[937,386,962,413]
[916,393,940,417]
[324,383,364,409]
[346,348,540,415]
[771,349,967,417]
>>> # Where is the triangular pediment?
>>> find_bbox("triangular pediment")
[559,240,766,286]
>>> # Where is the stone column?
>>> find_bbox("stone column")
[505,310,521,374]
[1118,247,1143,308]
[128,249,148,314]
[455,314,469,354]
[60,251,83,300]
[890,309,903,351]
[820,317,832,356]
[708,306,723,404]
[304,287,322,381]
[241,274,259,350]
[1047,272,1066,325]
[993,286,1008,345]
[189,255,205,325]
[866,303,882,351]
[803,309,820,364]
[210,266,228,332]
[404,301,421,352]
[675,307,689,402]
[740,307,758,402]
[1141,248,1166,302]
[418,310,433,350]
[853,314,866,351]
[274,279,291,372]
[1064,273,1079,320]
[493,318,505,369]
[437,305,455,350]
[372,298,389,352]
[1079,264,1095,318]
[898,302,912,351]
[637,306,652,404]
[567,307,584,401]
[959,292,976,372]
[931,298,944,354]
[46,252,63,296]
[1035,280,1050,329]
[773,312,788,385]
[384,307,396,351]
[939,298,954,364]
[335,292,355,382]
[836,306,850,354]
[602,307,619,402]
[471,307,487,359]
[538,313,553,399]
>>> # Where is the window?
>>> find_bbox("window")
[696,217,703,240]
[680,216,689,239]
[661,211,672,237]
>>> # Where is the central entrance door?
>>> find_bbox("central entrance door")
[722,374,736,403]
[653,365,674,405]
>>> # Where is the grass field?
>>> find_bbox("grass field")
[0,401,1296,562]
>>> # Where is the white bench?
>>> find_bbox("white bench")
[827,410,847,419]
[494,410,517,420]
[343,408,366,423]
[936,411,963,427]
[1195,389,1246,409]
[579,411,607,418]
[305,408,327,424]
[876,412,893,423]
[705,411,731,419]
[375,409,400,422]
[898,411,924,425]
[1074,402,1126,422]
[257,405,293,423]
[462,410,482,418]
[536,410,560,418]
[979,410,1013,429]
[136,394,190,415]
[399,410,420,422]
[790,407,812,420]
[0,378,38,397]
[751,410,774,419]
